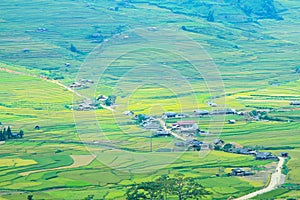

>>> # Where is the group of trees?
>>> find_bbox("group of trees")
[0,126,24,141]
[104,95,117,106]
[126,174,211,200]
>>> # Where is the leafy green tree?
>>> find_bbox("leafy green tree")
[84,194,94,200]
[27,195,33,200]
[168,174,211,200]
[137,114,147,123]
[156,175,171,199]
[0,129,4,141]
[7,126,12,139]
[126,181,163,200]
[223,143,234,152]
[19,130,24,138]
[3,128,8,140]
[126,184,147,200]
[126,174,210,200]
[104,95,116,106]
[207,10,215,22]
[70,43,78,53]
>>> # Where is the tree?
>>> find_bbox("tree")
[7,126,12,139]
[156,175,171,199]
[104,95,116,106]
[84,194,94,200]
[70,43,78,53]
[168,174,211,200]
[207,10,215,22]
[137,114,147,123]
[223,143,234,152]
[126,174,210,200]
[19,130,24,138]
[0,129,4,141]
[3,128,8,140]
[126,184,147,200]
[27,195,33,200]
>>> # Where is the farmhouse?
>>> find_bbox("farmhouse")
[211,108,236,115]
[80,79,94,84]
[175,121,198,132]
[208,102,217,107]
[147,27,158,31]
[142,121,161,131]
[162,112,187,119]
[280,152,288,157]
[230,148,255,155]
[213,139,225,146]
[97,95,108,101]
[11,133,19,138]
[70,82,82,88]
[23,48,30,53]
[162,112,177,119]
[175,141,185,147]
[154,129,171,137]
[230,168,253,176]
[194,110,209,116]
[123,111,134,116]
[175,113,188,118]
[77,100,97,111]
[228,119,236,124]
[256,152,278,160]
[237,111,245,116]
[290,101,300,105]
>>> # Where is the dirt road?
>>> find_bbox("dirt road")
[235,157,285,200]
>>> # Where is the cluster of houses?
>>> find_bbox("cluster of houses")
[163,108,239,118]
[134,114,161,131]
[172,121,199,136]
[74,95,111,111]
[76,99,99,111]
[214,140,283,160]
[175,139,209,151]
[70,79,94,89]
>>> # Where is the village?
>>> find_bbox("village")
[65,76,297,180]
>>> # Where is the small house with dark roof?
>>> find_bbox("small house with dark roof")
[123,111,134,116]
[142,121,161,131]
[162,112,177,119]
[228,119,236,124]
[97,95,108,101]
[175,141,185,147]
[230,168,253,176]
[175,113,188,118]
[194,110,209,116]
[213,139,225,146]
[70,82,82,88]
[211,108,236,115]
[11,133,19,138]
[280,152,288,157]
[290,101,300,106]
[154,129,171,137]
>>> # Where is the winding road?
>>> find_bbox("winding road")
[235,157,286,200]
[1,66,287,199]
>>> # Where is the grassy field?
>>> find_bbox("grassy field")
[1,0,300,199]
